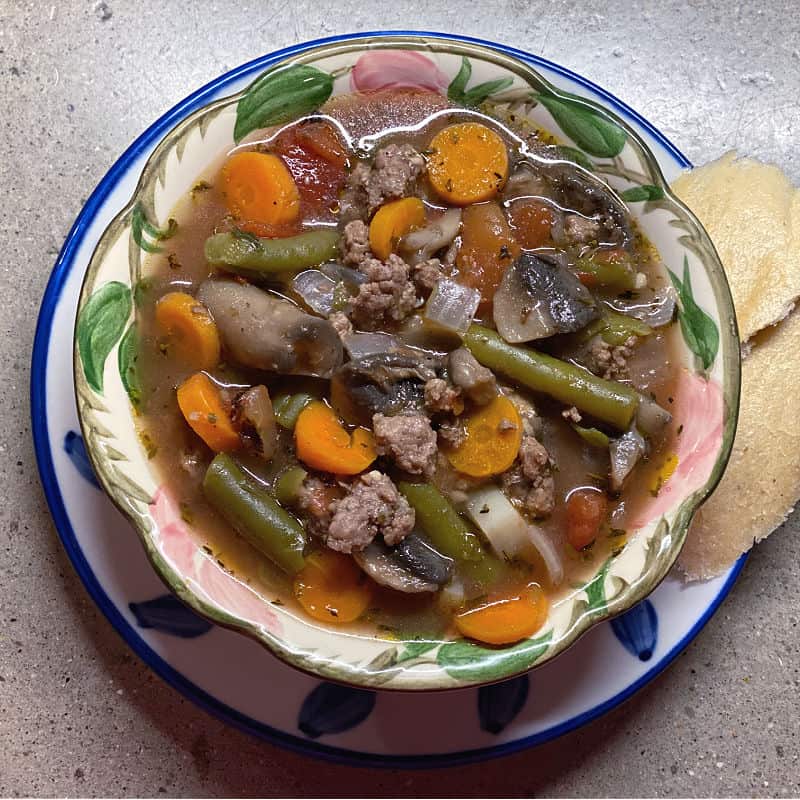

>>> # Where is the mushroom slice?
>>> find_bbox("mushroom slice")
[198,279,343,377]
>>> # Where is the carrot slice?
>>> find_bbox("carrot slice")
[293,550,373,624]
[369,197,426,259]
[294,401,377,475]
[565,489,608,551]
[176,372,240,453]
[446,395,522,477]
[456,201,520,305]
[220,151,300,226]
[507,199,555,249]
[427,122,509,205]
[155,291,221,370]
[455,583,549,645]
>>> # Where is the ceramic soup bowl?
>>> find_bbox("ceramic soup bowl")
[74,34,739,691]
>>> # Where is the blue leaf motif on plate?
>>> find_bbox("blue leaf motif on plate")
[64,431,100,489]
[298,682,376,739]
[478,674,530,734]
[129,595,213,638]
[610,599,658,661]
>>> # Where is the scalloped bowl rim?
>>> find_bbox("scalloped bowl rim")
[71,32,741,692]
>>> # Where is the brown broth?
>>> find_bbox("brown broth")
[133,93,682,641]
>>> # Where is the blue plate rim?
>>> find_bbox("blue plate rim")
[30,29,746,769]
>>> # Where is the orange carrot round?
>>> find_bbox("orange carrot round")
[565,489,607,551]
[455,583,549,645]
[176,372,241,453]
[369,197,426,260]
[294,401,376,475]
[155,291,221,370]
[507,199,555,249]
[220,151,300,226]
[456,201,520,304]
[427,122,509,205]
[446,395,522,477]
[293,550,372,624]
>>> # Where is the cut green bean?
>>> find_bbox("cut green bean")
[203,454,306,575]
[573,309,652,347]
[273,466,308,506]
[572,425,611,449]
[205,229,339,276]
[272,392,314,429]
[576,255,637,290]
[464,325,639,431]
[398,482,483,562]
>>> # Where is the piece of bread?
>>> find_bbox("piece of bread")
[672,151,800,342]
[679,309,800,578]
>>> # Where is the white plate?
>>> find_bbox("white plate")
[31,31,744,767]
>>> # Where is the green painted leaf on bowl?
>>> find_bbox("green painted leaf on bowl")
[584,556,613,614]
[234,64,334,144]
[668,255,720,371]
[131,203,177,254]
[118,322,141,408]
[448,57,513,107]
[536,89,626,158]
[621,184,666,202]
[436,631,552,682]
[397,639,440,662]
[77,281,132,394]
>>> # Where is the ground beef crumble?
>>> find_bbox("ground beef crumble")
[589,335,637,381]
[340,219,372,267]
[340,143,426,218]
[424,377,463,415]
[325,471,415,552]
[502,435,556,518]
[351,254,417,329]
[372,411,438,476]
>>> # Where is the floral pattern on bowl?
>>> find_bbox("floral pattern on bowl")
[73,35,740,691]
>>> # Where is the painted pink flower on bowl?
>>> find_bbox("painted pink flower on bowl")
[632,370,724,528]
[195,556,283,635]
[151,486,196,574]
[350,50,449,94]
[149,486,282,636]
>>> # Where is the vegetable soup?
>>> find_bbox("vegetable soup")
[133,88,680,644]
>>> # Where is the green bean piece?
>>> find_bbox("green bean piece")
[205,229,340,276]
[460,551,505,587]
[599,311,652,346]
[203,454,306,575]
[464,325,639,431]
[274,466,308,506]
[572,309,652,347]
[572,425,611,449]
[272,392,314,429]
[576,255,637,290]
[398,482,484,562]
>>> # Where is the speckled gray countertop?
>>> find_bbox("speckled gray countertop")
[1,1,799,796]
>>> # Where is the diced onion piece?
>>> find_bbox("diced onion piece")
[291,269,336,316]
[609,427,646,491]
[343,332,399,360]
[423,279,480,338]
[635,396,673,436]
[321,262,367,287]
[464,486,564,585]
